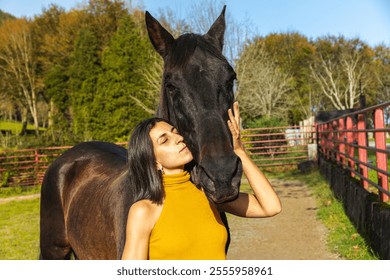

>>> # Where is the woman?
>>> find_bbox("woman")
[121,102,282,260]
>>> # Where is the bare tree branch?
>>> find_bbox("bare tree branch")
[0,18,41,134]
[236,40,291,119]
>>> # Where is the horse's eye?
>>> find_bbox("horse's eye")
[226,78,235,89]
[166,84,178,95]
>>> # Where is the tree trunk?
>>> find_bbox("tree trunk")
[19,107,28,136]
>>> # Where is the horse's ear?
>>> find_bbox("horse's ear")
[145,11,175,57]
[206,5,226,51]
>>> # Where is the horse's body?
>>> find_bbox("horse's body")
[40,6,242,259]
[40,142,130,259]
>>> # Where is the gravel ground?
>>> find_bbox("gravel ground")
[227,178,341,260]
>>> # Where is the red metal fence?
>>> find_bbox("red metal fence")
[0,143,127,188]
[242,124,316,168]
[0,124,317,188]
[317,101,390,202]
[0,146,71,187]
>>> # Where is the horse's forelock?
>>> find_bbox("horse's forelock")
[165,34,197,71]
[164,34,226,72]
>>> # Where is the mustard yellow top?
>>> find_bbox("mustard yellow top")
[148,171,227,260]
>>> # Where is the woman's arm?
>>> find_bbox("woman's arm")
[121,200,160,259]
[219,102,282,218]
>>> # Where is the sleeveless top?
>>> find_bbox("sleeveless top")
[148,171,227,260]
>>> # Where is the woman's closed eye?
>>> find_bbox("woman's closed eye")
[158,136,168,145]
[157,127,180,145]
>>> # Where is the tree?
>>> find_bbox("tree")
[0,18,41,135]
[93,14,156,141]
[0,9,16,25]
[235,39,292,121]
[310,36,374,110]
[187,0,253,65]
[82,0,128,47]
[373,44,390,125]
[68,27,101,141]
[373,44,390,103]
[259,33,315,122]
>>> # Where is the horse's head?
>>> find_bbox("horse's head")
[145,6,242,203]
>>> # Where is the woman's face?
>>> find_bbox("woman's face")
[149,121,193,174]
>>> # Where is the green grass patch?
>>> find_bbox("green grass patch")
[0,121,24,134]
[0,185,41,199]
[266,169,378,260]
[0,121,41,134]
[0,197,40,260]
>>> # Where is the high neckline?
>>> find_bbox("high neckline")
[163,171,191,187]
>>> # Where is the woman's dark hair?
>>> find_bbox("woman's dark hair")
[126,117,173,204]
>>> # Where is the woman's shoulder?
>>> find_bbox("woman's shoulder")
[127,199,162,228]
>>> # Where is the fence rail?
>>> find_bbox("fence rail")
[0,146,71,187]
[0,124,317,188]
[242,123,316,168]
[316,101,390,202]
[0,143,128,188]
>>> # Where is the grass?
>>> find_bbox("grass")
[0,185,41,199]
[0,121,41,134]
[266,168,378,260]
[347,149,390,198]
[0,169,380,260]
[0,197,40,260]
[0,121,46,152]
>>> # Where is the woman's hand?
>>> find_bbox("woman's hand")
[220,101,282,218]
[227,102,245,155]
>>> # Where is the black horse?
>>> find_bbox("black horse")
[40,6,242,260]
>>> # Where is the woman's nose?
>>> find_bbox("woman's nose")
[175,134,184,144]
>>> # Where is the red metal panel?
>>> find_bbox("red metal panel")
[346,117,355,177]
[338,118,346,165]
[374,108,389,202]
[319,125,326,156]
[357,114,368,189]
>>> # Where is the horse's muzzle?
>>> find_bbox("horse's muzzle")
[197,158,242,204]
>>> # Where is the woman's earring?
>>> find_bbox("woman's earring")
[159,167,165,175]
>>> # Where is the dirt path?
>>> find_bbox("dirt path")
[2,179,340,259]
[227,178,341,260]
[0,193,40,204]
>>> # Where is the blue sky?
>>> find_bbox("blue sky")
[0,0,389,47]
